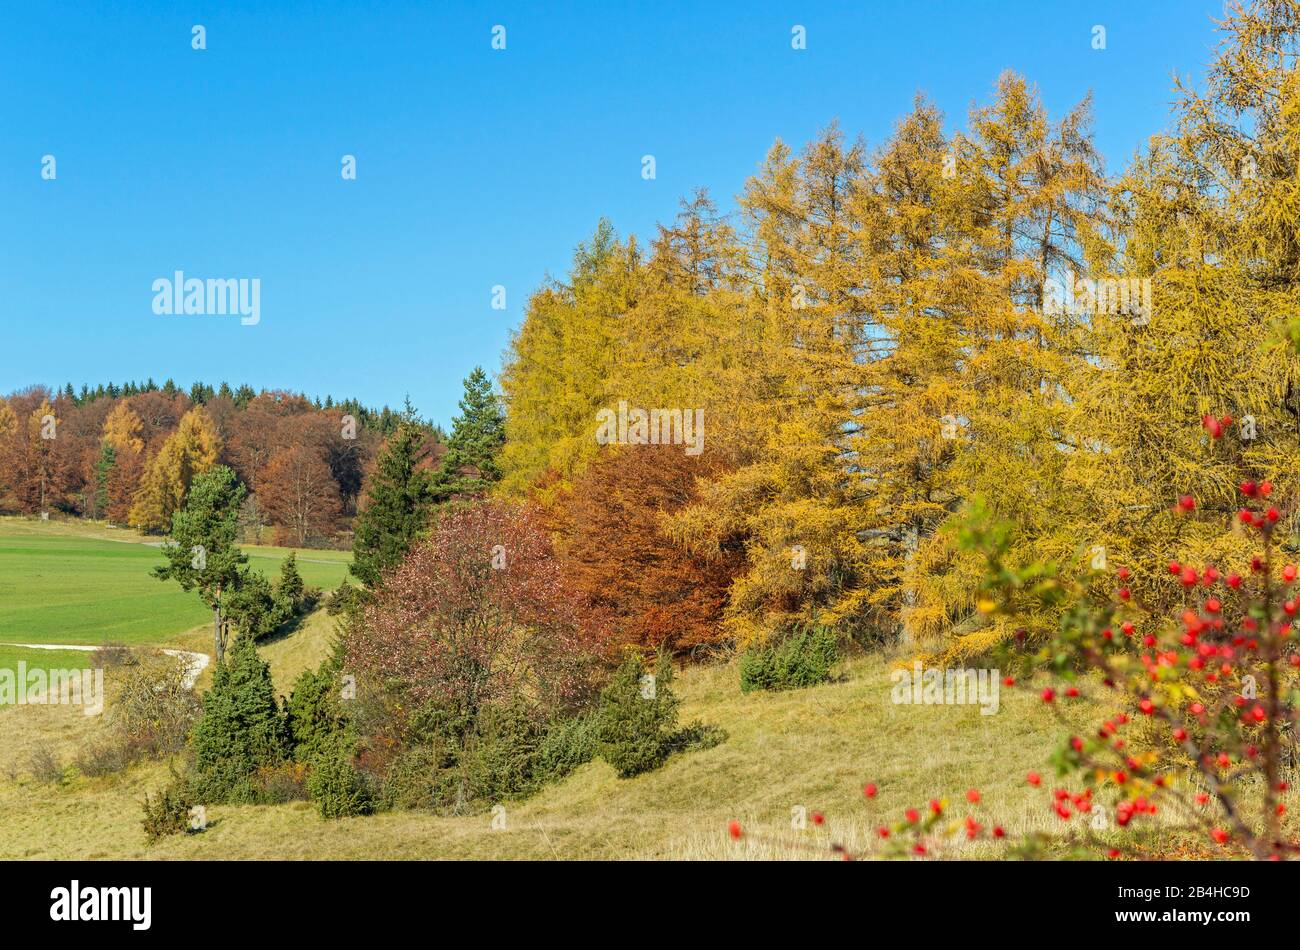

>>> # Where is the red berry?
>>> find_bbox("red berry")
[905,808,920,824]
[1260,481,1273,497]
[1211,828,1229,845]
[992,826,1006,838]
[966,789,981,803]
[1041,688,1055,703]
[1178,495,1196,512]
[864,782,878,799]
[1240,480,1257,496]
[728,821,743,840]
[1027,772,1041,787]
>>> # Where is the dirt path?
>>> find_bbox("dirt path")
[0,643,210,689]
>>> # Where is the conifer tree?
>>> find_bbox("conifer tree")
[189,632,290,803]
[432,367,506,499]
[351,413,434,587]
[154,465,248,662]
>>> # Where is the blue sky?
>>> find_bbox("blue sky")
[1,0,1224,427]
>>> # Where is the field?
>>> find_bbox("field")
[0,518,351,663]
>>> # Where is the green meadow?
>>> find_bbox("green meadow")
[0,645,91,675]
[0,518,351,663]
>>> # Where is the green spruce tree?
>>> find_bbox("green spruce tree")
[350,413,434,587]
[433,367,506,500]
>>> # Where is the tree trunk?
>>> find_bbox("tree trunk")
[213,586,225,664]
[899,521,920,644]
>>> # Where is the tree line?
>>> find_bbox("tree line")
[498,2,1300,663]
[0,379,448,547]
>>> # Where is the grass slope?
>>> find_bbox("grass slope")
[0,633,1121,860]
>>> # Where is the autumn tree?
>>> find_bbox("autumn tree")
[346,502,600,804]
[101,401,146,524]
[0,399,16,507]
[560,445,743,654]
[260,444,342,546]
[674,127,874,646]
[129,406,221,532]
[0,394,75,514]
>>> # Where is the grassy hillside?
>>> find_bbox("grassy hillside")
[0,518,350,657]
[0,615,1120,861]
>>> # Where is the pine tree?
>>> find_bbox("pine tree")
[153,465,248,662]
[350,416,434,587]
[432,367,506,499]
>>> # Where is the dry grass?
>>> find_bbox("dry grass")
[0,645,1129,860]
[4,586,1293,859]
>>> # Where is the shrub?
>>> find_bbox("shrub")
[739,623,839,693]
[347,501,601,717]
[345,502,603,807]
[325,579,364,617]
[536,710,601,783]
[286,654,350,763]
[188,634,290,803]
[27,745,65,785]
[90,641,136,668]
[224,568,281,640]
[140,783,194,842]
[75,738,139,778]
[596,653,681,778]
[458,702,546,804]
[380,743,454,811]
[308,742,373,818]
[250,761,310,804]
[963,433,1300,859]
[70,654,199,779]
[111,653,201,756]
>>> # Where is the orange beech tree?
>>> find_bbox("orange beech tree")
[558,444,744,656]
[260,443,342,546]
